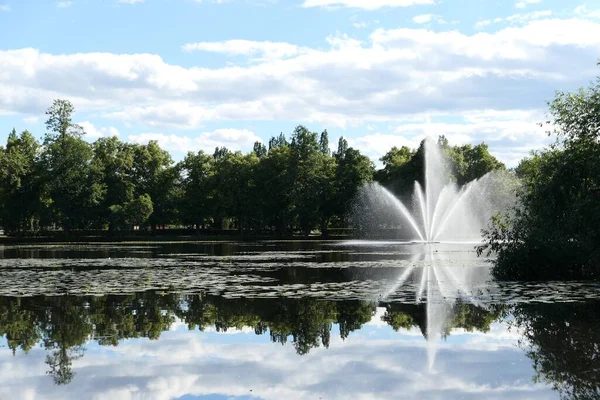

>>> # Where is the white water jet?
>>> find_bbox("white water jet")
[353,138,518,242]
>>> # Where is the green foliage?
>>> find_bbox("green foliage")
[124,194,154,226]
[0,99,507,238]
[131,141,178,227]
[480,70,600,280]
[512,302,600,399]
[382,302,504,338]
[92,137,136,229]
[177,150,214,229]
[375,139,505,197]
[0,129,43,233]
[253,141,267,158]
[41,135,100,231]
[44,99,84,141]
[449,143,506,185]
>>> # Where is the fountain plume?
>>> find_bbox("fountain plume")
[352,138,518,242]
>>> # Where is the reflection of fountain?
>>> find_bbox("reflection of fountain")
[380,244,493,373]
[353,139,516,242]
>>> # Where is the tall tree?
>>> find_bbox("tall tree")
[212,151,260,233]
[41,100,102,232]
[253,141,267,158]
[255,142,294,234]
[178,151,214,230]
[290,125,323,235]
[91,137,136,229]
[319,130,330,155]
[131,141,179,229]
[0,129,43,233]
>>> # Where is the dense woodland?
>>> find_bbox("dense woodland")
[0,99,504,237]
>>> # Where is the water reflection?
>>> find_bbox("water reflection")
[0,294,499,382]
[1,293,599,399]
[0,241,598,399]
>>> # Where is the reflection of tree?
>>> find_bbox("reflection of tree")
[382,301,504,339]
[0,293,507,387]
[512,302,600,400]
[0,293,380,386]
[45,346,84,385]
[337,300,376,340]
[178,296,373,355]
[0,297,41,354]
[39,297,92,385]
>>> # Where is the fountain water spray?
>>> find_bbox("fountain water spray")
[352,138,517,242]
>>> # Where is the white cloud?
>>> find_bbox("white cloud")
[57,1,72,8]
[413,14,432,24]
[349,109,551,167]
[412,14,445,24]
[0,4,10,12]
[574,5,600,19]
[0,321,555,400]
[128,128,261,154]
[516,0,541,9]
[118,0,143,4]
[78,121,120,139]
[182,39,303,61]
[301,0,434,10]
[475,10,552,29]
[1,18,600,165]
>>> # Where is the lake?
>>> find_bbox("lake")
[0,241,598,399]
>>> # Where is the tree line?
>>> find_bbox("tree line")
[0,99,505,237]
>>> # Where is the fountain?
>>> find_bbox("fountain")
[352,138,517,243]
[346,138,518,372]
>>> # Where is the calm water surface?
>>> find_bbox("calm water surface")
[0,241,599,400]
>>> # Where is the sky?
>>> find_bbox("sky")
[1,0,600,167]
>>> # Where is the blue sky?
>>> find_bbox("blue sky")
[1,0,599,166]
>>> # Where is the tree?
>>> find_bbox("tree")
[453,143,506,185]
[41,101,102,232]
[319,130,330,155]
[375,144,420,197]
[211,151,260,232]
[334,147,374,225]
[268,133,288,150]
[123,194,154,229]
[0,129,43,233]
[255,142,294,234]
[92,137,136,229]
[290,126,324,236]
[334,136,348,160]
[480,66,600,280]
[253,141,267,158]
[177,151,214,230]
[131,141,178,228]
[44,99,84,141]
